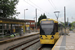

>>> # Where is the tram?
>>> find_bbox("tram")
[40,19,59,44]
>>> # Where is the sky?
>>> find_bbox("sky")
[15,0,75,23]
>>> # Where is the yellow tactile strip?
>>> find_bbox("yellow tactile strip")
[52,36,63,50]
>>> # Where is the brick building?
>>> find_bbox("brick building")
[25,20,35,29]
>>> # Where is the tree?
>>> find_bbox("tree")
[37,13,47,26]
[0,0,19,18]
[71,21,75,28]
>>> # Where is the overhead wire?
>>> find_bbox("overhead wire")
[24,0,45,14]
[28,0,49,14]
[24,0,51,17]
[28,0,42,10]
[48,0,57,10]
[24,0,36,9]
[50,0,57,9]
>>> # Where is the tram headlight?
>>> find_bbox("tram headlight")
[40,36,43,39]
[51,36,54,39]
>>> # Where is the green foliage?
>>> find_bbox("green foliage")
[37,13,47,26]
[59,21,75,30]
[59,22,71,27]
[9,16,17,19]
[70,21,75,29]
[60,22,65,27]
[0,0,19,18]
[71,21,75,26]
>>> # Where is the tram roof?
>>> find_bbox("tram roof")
[40,19,58,23]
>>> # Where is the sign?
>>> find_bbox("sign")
[41,21,53,24]
[26,25,29,27]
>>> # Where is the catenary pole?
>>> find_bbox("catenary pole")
[35,9,37,31]
[64,6,66,35]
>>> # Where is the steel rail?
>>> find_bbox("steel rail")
[9,37,39,50]
[22,39,40,50]
[37,44,53,50]
[37,46,42,50]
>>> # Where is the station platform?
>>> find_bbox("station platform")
[0,32,39,41]
[52,31,75,50]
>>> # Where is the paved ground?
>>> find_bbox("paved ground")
[52,31,75,50]
[0,32,39,41]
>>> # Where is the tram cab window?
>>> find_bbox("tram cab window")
[40,21,54,35]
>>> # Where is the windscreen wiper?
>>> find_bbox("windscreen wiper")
[43,30,47,37]
[45,33,47,37]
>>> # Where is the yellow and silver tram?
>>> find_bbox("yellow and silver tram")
[40,19,59,44]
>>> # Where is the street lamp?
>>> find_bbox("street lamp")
[33,17,36,32]
[24,9,28,19]
[54,11,60,21]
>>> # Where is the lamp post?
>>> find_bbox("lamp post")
[24,9,28,19]
[54,11,60,21]
[33,17,36,32]
[35,9,37,32]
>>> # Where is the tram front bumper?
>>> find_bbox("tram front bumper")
[40,39,55,44]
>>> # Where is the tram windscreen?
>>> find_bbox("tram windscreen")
[40,21,54,35]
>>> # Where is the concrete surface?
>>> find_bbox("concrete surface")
[0,32,39,41]
[52,31,75,50]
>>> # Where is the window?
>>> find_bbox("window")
[55,23,58,32]
[26,22,30,24]
[31,22,35,25]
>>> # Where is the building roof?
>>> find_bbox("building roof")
[0,18,35,24]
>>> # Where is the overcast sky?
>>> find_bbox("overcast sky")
[15,0,75,22]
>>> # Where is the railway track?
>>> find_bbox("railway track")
[38,44,54,50]
[0,33,39,50]
[7,37,40,50]
[22,39,39,50]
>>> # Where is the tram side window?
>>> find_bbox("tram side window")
[55,23,58,32]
